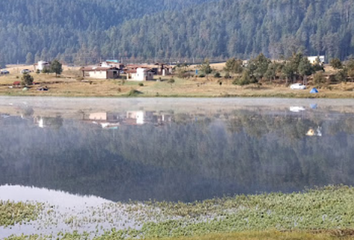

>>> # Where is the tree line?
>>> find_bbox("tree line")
[176,54,354,87]
[0,0,353,66]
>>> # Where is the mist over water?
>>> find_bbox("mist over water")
[1,97,354,203]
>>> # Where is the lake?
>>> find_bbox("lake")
[1,97,354,237]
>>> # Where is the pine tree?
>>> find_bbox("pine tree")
[50,59,63,77]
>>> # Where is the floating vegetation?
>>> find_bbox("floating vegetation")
[0,201,42,227]
[3,186,354,239]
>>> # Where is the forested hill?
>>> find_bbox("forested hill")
[0,0,353,65]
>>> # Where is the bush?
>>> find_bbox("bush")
[214,72,221,78]
[327,75,336,84]
[335,70,347,83]
[233,70,252,86]
[138,83,144,86]
[167,78,175,84]
[313,72,326,87]
[21,73,34,86]
[224,72,231,79]
[42,68,50,74]
[127,89,142,97]
[198,74,205,78]
[330,58,343,69]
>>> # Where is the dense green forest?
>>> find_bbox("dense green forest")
[0,0,353,65]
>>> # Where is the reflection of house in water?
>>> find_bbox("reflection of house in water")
[126,111,154,125]
[89,112,121,121]
[88,112,123,129]
[84,111,172,128]
[306,127,322,137]
[125,111,172,126]
[35,116,63,129]
[289,106,306,113]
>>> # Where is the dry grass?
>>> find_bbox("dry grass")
[1,64,354,98]
[187,62,226,71]
[210,62,226,71]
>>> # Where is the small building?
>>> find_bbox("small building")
[126,111,154,125]
[34,61,50,72]
[89,112,121,121]
[35,116,63,129]
[100,60,125,70]
[306,127,322,137]
[154,63,173,76]
[126,68,154,81]
[307,56,325,64]
[81,66,120,79]
[88,112,122,129]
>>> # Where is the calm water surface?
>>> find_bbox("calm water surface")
[1,97,354,203]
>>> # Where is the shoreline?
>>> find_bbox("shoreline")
[1,185,354,239]
[1,91,354,99]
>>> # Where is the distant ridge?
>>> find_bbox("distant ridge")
[0,0,353,65]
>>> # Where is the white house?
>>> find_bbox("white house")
[307,56,325,64]
[126,111,146,125]
[34,61,50,71]
[100,60,124,69]
[126,68,154,81]
[81,66,120,79]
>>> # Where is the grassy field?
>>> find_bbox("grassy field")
[1,64,354,98]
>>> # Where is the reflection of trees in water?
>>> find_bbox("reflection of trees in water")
[0,112,354,202]
[21,107,34,117]
[42,116,63,130]
[227,111,319,139]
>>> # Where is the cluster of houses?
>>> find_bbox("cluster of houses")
[80,60,173,81]
[85,110,172,129]
[0,109,172,130]
[34,55,325,82]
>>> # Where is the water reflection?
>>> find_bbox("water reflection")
[0,185,111,208]
[0,185,136,238]
[0,98,354,203]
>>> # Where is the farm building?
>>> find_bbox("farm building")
[307,56,325,64]
[124,63,172,76]
[100,60,125,70]
[81,66,120,79]
[153,63,173,75]
[34,61,50,72]
[126,68,154,81]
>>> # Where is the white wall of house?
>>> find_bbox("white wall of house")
[37,61,50,71]
[126,111,145,125]
[86,70,107,79]
[128,68,154,81]
[38,118,45,128]
[89,112,108,120]
[308,56,325,64]
[101,62,110,68]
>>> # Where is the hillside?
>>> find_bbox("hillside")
[0,0,353,65]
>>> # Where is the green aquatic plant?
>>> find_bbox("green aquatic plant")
[136,185,354,238]
[0,201,42,227]
[4,186,354,239]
